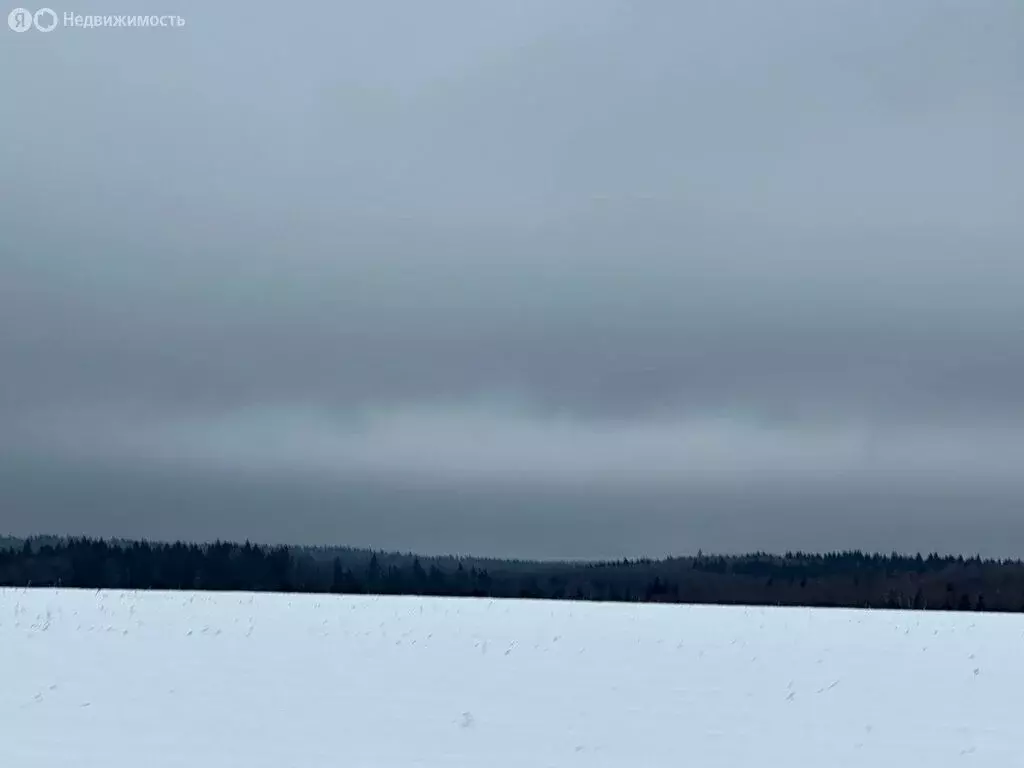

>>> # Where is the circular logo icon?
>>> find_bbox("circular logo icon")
[34,7,57,31]
[8,7,33,31]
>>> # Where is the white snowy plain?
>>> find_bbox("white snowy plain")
[2,589,1022,766]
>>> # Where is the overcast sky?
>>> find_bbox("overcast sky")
[2,0,1023,559]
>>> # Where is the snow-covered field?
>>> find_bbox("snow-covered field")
[1,589,1021,766]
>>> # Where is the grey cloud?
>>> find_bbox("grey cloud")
[1,0,1023,556]
[2,452,1022,560]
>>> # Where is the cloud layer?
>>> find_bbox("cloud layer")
[2,0,1022,557]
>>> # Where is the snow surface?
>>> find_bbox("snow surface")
[2,589,1021,766]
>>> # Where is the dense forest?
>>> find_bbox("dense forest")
[2,536,1023,612]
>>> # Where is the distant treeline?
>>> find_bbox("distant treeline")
[2,536,1024,612]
